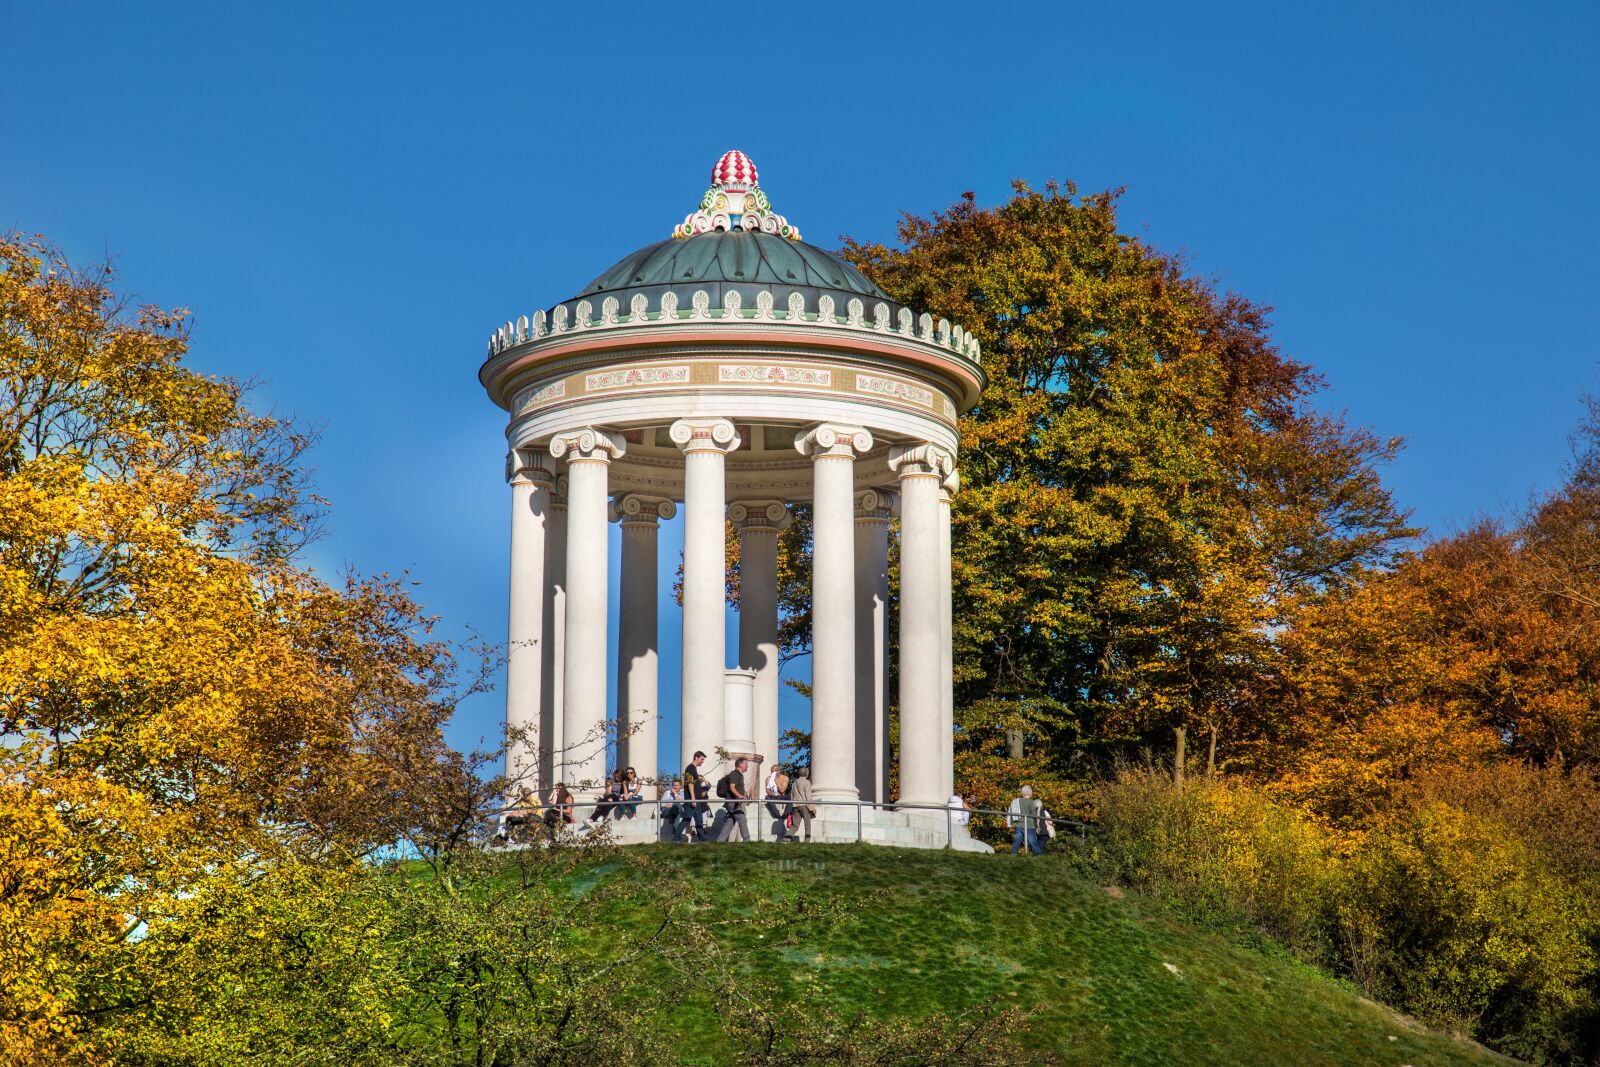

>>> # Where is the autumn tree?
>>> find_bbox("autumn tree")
[0,234,480,1061]
[833,183,1412,790]
[1250,399,1600,828]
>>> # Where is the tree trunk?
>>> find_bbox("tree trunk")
[1173,726,1187,788]
[1207,722,1218,778]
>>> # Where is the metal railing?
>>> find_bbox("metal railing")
[497,794,1086,851]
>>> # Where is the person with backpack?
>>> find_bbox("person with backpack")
[714,758,751,842]
[682,751,709,841]
[1007,784,1046,855]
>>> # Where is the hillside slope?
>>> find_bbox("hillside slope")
[573,843,1506,1067]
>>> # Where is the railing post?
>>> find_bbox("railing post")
[946,803,953,850]
[856,800,863,843]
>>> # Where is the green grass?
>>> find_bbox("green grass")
[549,843,1509,1066]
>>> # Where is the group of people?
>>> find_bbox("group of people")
[499,770,1061,855]
[495,753,819,845]
[659,751,817,843]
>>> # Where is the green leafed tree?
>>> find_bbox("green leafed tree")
[834,182,1414,792]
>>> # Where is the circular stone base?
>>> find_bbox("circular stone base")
[578,805,993,853]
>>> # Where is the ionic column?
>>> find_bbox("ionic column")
[730,500,790,784]
[854,490,893,805]
[613,493,675,792]
[888,442,954,808]
[671,418,742,772]
[542,476,567,793]
[796,423,873,805]
[549,427,624,796]
[505,449,554,787]
[938,471,958,801]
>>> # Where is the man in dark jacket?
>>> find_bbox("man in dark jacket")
[681,751,709,841]
[715,758,751,842]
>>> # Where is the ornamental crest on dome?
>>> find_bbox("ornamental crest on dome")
[673,150,802,241]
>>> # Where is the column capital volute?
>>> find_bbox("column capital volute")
[549,426,625,463]
[854,488,896,523]
[506,448,555,487]
[610,493,676,526]
[940,469,961,501]
[795,423,873,460]
[669,417,741,454]
[728,499,791,533]
[887,442,955,481]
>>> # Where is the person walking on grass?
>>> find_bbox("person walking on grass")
[1008,785,1046,855]
[788,766,815,842]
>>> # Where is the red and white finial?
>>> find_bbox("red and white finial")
[674,151,800,241]
[712,150,759,189]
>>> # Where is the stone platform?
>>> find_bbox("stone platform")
[583,803,993,853]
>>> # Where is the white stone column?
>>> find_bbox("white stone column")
[505,449,553,787]
[939,472,957,801]
[888,443,954,808]
[853,490,893,805]
[542,477,567,793]
[729,500,788,784]
[796,424,873,805]
[549,427,624,796]
[671,417,742,773]
[613,493,675,791]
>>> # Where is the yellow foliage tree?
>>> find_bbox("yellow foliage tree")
[0,234,474,1061]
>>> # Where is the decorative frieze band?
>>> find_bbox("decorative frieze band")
[795,423,873,460]
[855,373,933,408]
[585,366,690,392]
[718,363,831,386]
[548,426,626,463]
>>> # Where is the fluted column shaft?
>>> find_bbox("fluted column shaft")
[505,450,553,787]
[854,491,893,805]
[938,475,956,801]
[672,418,742,771]
[798,424,872,804]
[731,501,788,782]
[550,428,624,796]
[890,443,954,808]
[614,495,674,790]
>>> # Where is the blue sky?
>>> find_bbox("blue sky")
[5,1,1596,764]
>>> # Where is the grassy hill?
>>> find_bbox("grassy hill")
[565,843,1507,1066]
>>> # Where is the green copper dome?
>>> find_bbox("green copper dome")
[577,232,890,302]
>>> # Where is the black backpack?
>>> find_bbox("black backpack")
[715,773,734,800]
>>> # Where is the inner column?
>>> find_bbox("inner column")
[854,489,892,805]
[798,423,871,805]
[672,418,741,774]
[614,493,672,789]
[731,500,787,786]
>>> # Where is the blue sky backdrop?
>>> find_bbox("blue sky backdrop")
[5,1,1597,766]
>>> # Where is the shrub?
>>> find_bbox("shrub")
[1085,770,1337,959]
[1341,801,1596,1061]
